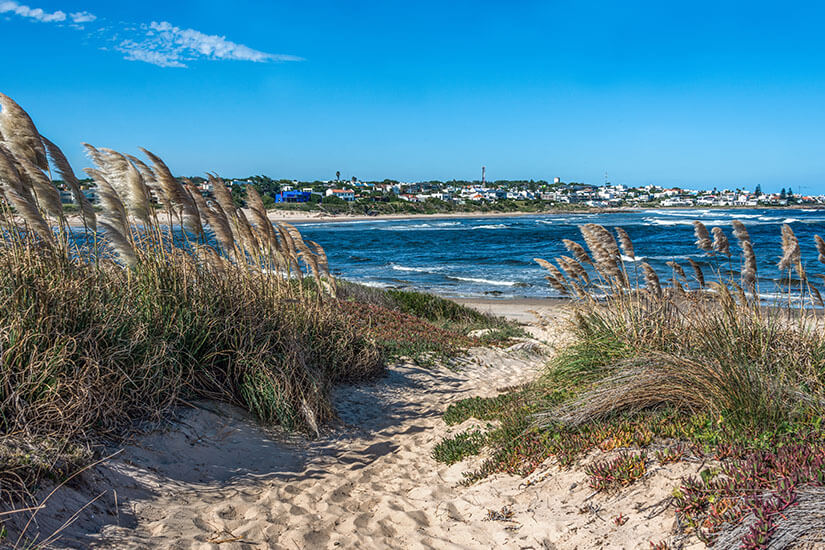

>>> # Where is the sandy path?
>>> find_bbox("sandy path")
[15,303,705,549]
[86,344,548,549]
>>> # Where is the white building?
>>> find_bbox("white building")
[325,189,355,201]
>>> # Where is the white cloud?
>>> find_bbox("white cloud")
[70,10,95,23]
[115,20,302,68]
[1,4,300,69]
[117,38,186,68]
[0,1,66,22]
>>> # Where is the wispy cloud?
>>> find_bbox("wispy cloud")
[117,21,302,68]
[1,2,300,68]
[0,1,66,23]
[70,11,95,24]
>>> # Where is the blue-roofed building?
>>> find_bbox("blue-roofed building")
[275,190,311,203]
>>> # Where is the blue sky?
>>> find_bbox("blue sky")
[3,1,825,192]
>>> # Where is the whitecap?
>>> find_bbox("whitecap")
[536,218,580,224]
[447,276,518,287]
[644,217,733,227]
[345,278,392,288]
[643,218,694,226]
[473,224,507,230]
[384,221,463,231]
[391,264,444,273]
[621,254,645,262]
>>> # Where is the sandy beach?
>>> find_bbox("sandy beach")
[59,203,823,229]
[8,298,706,550]
[265,209,582,225]
[61,207,577,229]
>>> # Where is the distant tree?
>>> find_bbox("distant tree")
[788,187,794,196]
[322,195,346,205]
[755,184,762,196]
[351,176,357,184]
[336,171,341,183]
[780,188,787,199]
[230,184,246,207]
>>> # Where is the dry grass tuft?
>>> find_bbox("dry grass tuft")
[0,93,386,523]
[527,220,825,548]
[532,222,825,432]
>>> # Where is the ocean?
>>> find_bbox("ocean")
[294,208,825,299]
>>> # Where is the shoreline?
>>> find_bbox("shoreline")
[60,204,823,227]
[452,297,572,327]
[266,204,823,224]
[266,208,588,224]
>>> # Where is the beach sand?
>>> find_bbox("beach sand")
[10,300,704,549]
[61,207,569,229]
[265,209,566,225]
[61,203,821,228]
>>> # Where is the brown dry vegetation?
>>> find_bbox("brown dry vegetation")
[0,92,520,547]
[0,92,391,519]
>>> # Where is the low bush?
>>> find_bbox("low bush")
[335,282,527,358]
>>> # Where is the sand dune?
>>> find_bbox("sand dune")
[12,303,704,549]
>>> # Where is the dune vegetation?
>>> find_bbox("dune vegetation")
[0,92,516,524]
[435,221,825,548]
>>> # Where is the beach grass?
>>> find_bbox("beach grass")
[434,220,825,547]
[0,94,521,529]
[0,92,527,524]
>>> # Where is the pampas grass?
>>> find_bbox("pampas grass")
[693,220,712,252]
[615,226,634,260]
[41,137,96,231]
[0,93,385,513]
[532,221,825,433]
[0,93,48,170]
[711,226,730,257]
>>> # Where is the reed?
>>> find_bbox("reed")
[0,94,385,510]
[532,222,825,430]
[434,221,825,548]
[527,221,825,548]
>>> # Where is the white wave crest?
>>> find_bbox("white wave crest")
[643,218,695,226]
[344,278,393,288]
[621,254,645,262]
[391,264,443,273]
[385,221,462,231]
[448,276,518,287]
[644,217,734,227]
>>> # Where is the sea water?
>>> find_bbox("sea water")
[294,208,825,299]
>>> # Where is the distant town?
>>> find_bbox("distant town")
[61,174,825,212]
